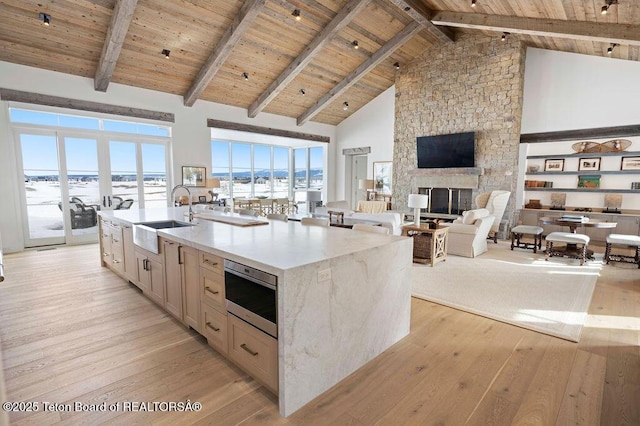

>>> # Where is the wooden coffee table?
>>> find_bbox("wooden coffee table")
[401,224,448,266]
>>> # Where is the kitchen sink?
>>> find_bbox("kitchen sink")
[133,220,195,254]
[138,220,194,230]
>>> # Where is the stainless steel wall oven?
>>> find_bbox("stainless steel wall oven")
[224,259,277,338]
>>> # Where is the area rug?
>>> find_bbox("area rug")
[411,242,602,342]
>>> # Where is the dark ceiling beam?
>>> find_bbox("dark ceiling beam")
[207,119,330,143]
[297,21,422,126]
[94,0,138,92]
[386,0,454,44]
[430,11,640,47]
[247,0,370,118]
[184,0,266,107]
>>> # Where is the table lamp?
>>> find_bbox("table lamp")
[408,194,429,227]
[358,179,375,200]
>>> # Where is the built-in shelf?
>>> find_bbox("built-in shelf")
[526,170,639,176]
[524,188,639,193]
[526,150,640,160]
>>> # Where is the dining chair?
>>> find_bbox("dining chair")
[301,217,330,227]
[259,198,273,216]
[267,213,288,222]
[352,223,389,235]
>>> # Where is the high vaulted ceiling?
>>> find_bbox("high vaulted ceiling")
[1,0,639,126]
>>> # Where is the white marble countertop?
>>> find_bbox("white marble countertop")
[99,207,406,273]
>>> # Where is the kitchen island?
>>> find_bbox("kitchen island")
[98,207,413,417]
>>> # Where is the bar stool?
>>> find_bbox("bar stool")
[510,225,544,253]
[545,232,590,265]
[605,234,640,268]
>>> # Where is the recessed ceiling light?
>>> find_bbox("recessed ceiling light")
[601,0,618,15]
[162,49,170,59]
[242,72,249,80]
[352,40,359,49]
[292,9,301,21]
[343,102,349,111]
[299,88,306,96]
[39,12,51,26]
[393,62,400,70]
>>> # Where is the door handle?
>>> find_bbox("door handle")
[178,246,183,265]
[102,195,107,207]
[108,196,112,207]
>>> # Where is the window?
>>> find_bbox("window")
[211,139,324,202]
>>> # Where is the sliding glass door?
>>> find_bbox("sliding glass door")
[16,131,168,247]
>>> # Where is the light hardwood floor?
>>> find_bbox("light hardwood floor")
[0,243,638,425]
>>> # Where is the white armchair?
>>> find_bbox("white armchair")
[475,190,510,243]
[440,208,495,257]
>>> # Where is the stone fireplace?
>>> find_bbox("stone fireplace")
[392,33,526,226]
[418,187,472,215]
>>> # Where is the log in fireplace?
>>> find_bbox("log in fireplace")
[417,187,472,215]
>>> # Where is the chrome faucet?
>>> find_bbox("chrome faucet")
[171,184,194,222]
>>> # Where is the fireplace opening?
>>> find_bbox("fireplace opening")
[418,187,473,215]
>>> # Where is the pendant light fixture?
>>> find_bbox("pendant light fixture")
[39,12,51,26]
[601,0,618,15]
[162,49,170,59]
[292,9,301,21]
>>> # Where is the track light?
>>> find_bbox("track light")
[242,72,249,80]
[607,44,617,54]
[501,32,509,41]
[39,12,51,26]
[352,40,359,49]
[471,0,477,7]
[343,102,349,111]
[162,49,170,59]
[292,9,301,21]
[299,88,306,96]
[393,62,400,69]
[601,0,618,15]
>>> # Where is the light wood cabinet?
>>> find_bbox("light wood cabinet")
[162,239,183,320]
[121,224,136,282]
[228,314,278,394]
[181,245,200,333]
[135,246,164,307]
[199,250,226,350]
[99,218,124,276]
[201,268,225,308]
[202,303,227,354]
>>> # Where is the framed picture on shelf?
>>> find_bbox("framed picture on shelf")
[182,166,206,187]
[577,175,601,189]
[578,157,600,171]
[544,159,564,172]
[373,161,393,195]
[620,156,640,171]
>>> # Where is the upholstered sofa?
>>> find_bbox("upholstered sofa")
[439,208,495,257]
[316,205,403,235]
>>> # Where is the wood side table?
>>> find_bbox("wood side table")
[401,224,448,266]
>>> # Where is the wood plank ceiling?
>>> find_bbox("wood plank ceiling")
[0,0,639,126]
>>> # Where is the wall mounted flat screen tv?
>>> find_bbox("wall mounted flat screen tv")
[416,132,475,168]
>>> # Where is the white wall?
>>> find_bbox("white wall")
[520,48,640,211]
[334,86,395,201]
[0,61,336,252]
[522,48,640,133]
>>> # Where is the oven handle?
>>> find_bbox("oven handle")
[225,269,276,291]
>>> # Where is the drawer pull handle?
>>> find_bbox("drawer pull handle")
[204,286,219,295]
[205,322,220,332]
[241,343,258,357]
[113,238,119,243]
[204,259,218,266]
[113,259,120,264]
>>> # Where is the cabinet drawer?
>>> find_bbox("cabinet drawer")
[201,303,227,354]
[199,251,223,273]
[201,268,225,308]
[228,314,278,394]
